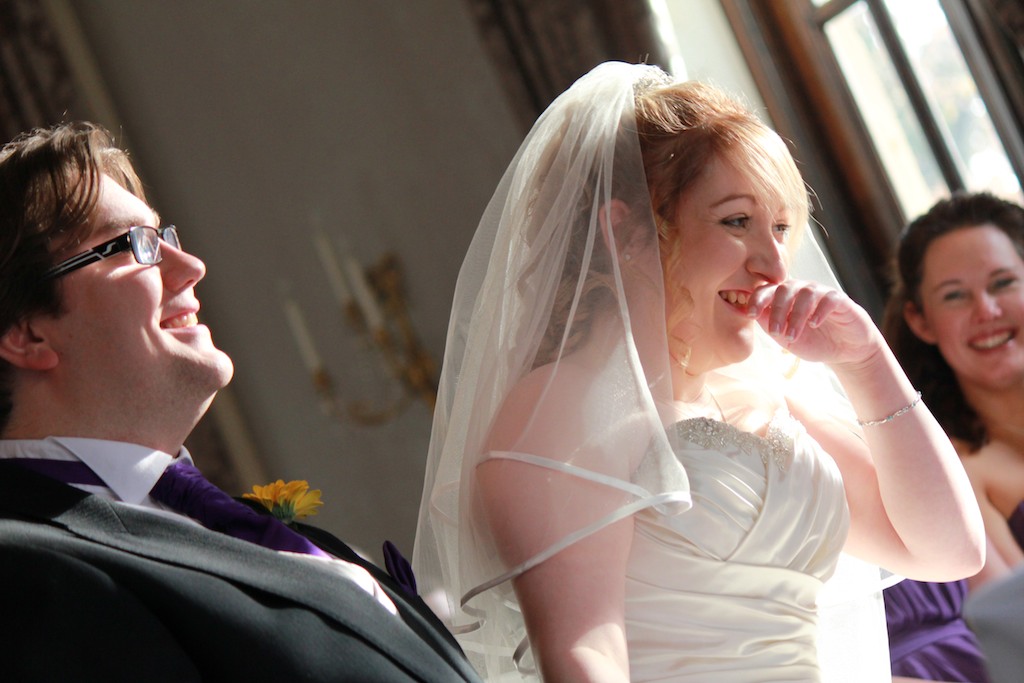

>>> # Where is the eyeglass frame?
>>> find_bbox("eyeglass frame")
[42,225,180,280]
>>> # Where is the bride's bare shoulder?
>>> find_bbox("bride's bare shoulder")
[487,360,595,452]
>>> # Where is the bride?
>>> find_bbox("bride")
[413,61,983,682]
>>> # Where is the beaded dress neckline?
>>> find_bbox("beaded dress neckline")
[669,414,801,472]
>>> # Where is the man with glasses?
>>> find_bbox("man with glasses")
[0,122,480,683]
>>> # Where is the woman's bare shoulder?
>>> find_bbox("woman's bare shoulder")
[500,360,594,411]
[963,437,1019,462]
[958,437,1024,483]
[487,360,594,453]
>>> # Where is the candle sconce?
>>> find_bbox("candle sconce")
[281,230,438,426]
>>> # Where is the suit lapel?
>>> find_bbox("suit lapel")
[0,466,478,683]
[295,522,466,651]
[327,535,471,670]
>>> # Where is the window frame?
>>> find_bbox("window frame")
[718,0,1024,319]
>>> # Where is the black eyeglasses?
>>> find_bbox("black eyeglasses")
[43,225,180,280]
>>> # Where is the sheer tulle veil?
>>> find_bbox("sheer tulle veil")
[412,61,890,680]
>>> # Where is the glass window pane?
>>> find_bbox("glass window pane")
[825,1,947,219]
[883,0,1023,203]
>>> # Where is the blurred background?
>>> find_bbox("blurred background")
[2,0,1021,561]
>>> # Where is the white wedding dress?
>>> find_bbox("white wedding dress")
[624,413,887,682]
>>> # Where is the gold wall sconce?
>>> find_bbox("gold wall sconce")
[281,228,438,425]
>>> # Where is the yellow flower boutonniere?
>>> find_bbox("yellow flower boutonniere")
[243,479,323,525]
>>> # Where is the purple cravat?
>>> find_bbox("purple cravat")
[149,459,330,558]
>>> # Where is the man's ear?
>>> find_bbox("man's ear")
[0,319,59,370]
[903,301,938,345]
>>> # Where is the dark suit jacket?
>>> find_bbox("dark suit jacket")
[0,464,480,682]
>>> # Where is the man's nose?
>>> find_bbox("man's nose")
[159,241,206,291]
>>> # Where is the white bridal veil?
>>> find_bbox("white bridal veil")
[413,61,890,681]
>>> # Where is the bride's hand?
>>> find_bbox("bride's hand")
[746,279,881,369]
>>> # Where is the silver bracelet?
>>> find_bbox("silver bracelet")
[857,391,923,427]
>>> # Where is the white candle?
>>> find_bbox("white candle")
[343,256,385,331]
[313,229,352,307]
[282,294,323,373]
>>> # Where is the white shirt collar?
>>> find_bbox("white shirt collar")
[0,436,189,505]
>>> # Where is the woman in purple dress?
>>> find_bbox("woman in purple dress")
[884,191,1024,682]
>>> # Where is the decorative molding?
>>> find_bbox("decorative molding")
[0,0,84,139]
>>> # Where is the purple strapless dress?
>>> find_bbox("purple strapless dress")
[884,579,990,682]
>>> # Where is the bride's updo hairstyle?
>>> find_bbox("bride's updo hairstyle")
[634,81,810,360]
[527,82,663,368]
[531,79,810,369]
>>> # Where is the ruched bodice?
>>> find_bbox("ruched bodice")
[625,415,850,682]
